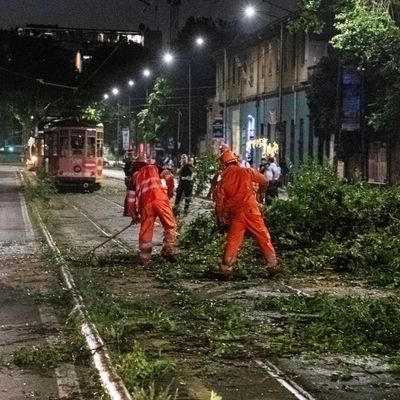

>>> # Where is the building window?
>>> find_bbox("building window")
[276,39,280,73]
[290,119,295,162]
[299,118,304,163]
[247,115,255,140]
[268,42,273,75]
[283,32,289,72]
[261,47,266,79]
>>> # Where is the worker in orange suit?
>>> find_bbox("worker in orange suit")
[214,150,280,279]
[126,155,177,265]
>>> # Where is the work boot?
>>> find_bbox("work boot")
[219,264,234,281]
[161,251,178,263]
[266,262,282,278]
[137,252,151,266]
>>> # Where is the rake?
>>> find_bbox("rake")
[83,222,135,258]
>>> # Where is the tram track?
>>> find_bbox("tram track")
[56,192,317,400]
[19,169,316,399]
[95,185,311,298]
[18,170,400,400]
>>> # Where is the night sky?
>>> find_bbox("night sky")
[0,0,295,35]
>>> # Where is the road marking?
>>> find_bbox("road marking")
[255,360,317,400]
[18,191,35,242]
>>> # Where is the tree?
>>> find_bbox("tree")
[292,0,400,130]
[0,29,155,145]
[136,77,171,145]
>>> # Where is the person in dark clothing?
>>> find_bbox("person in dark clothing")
[174,154,194,215]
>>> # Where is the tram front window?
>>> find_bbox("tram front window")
[71,136,84,155]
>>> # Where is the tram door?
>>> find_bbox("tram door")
[95,124,104,180]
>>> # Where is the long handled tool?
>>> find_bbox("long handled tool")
[83,222,134,258]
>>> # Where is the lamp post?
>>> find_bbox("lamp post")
[111,87,120,156]
[127,80,135,150]
[244,4,290,124]
[163,36,204,156]
[143,68,151,102]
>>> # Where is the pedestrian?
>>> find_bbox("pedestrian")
[258,157,268,203]
[174,154,194,215]
[125,154,177,265]
[214,150,280,279]
[265,156,280,203]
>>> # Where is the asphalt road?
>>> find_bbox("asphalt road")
[0,165,79,399]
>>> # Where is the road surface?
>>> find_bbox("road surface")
[0,165,80,399]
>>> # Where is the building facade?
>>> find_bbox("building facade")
[209,21,328,169]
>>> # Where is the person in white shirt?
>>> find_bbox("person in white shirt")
[266,157,279,203]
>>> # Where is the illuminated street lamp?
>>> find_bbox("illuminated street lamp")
[244,5,256,18]
[143,68,151,78]
[111,88,120,155]
[195,36,205,46]
[162,37,205,155]
[244,5,283,122]
[127,81,135,149]
[163,52,174,64]
[103,93,109,100]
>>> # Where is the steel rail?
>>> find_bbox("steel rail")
[255,360,317,400]
[21,171,316,400]
[31,207,133,400]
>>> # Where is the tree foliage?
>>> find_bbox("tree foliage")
[136,77,171,145]
[294,0,400,131]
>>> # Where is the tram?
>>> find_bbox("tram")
[39,118,104,190]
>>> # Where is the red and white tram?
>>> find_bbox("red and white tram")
[42,118,104,190]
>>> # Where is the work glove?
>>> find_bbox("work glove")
[131,214,141,225]
[216,214,229,233]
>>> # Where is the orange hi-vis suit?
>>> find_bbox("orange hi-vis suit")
[127,164,176,264]
[215,161,277,277]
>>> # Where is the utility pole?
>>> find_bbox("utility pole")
[188,62,192,155]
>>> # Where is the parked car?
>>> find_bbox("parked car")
[103,157,110,167]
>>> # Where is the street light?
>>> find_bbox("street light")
[111,87,120,156]
[103,93,109,100]
[244,5,284,123]
[127,81,135,151]
[195,36,205,46]
[163,52,174,64]
[142,69,152,102]
[163,36,205,156]
[244,5,256,18]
